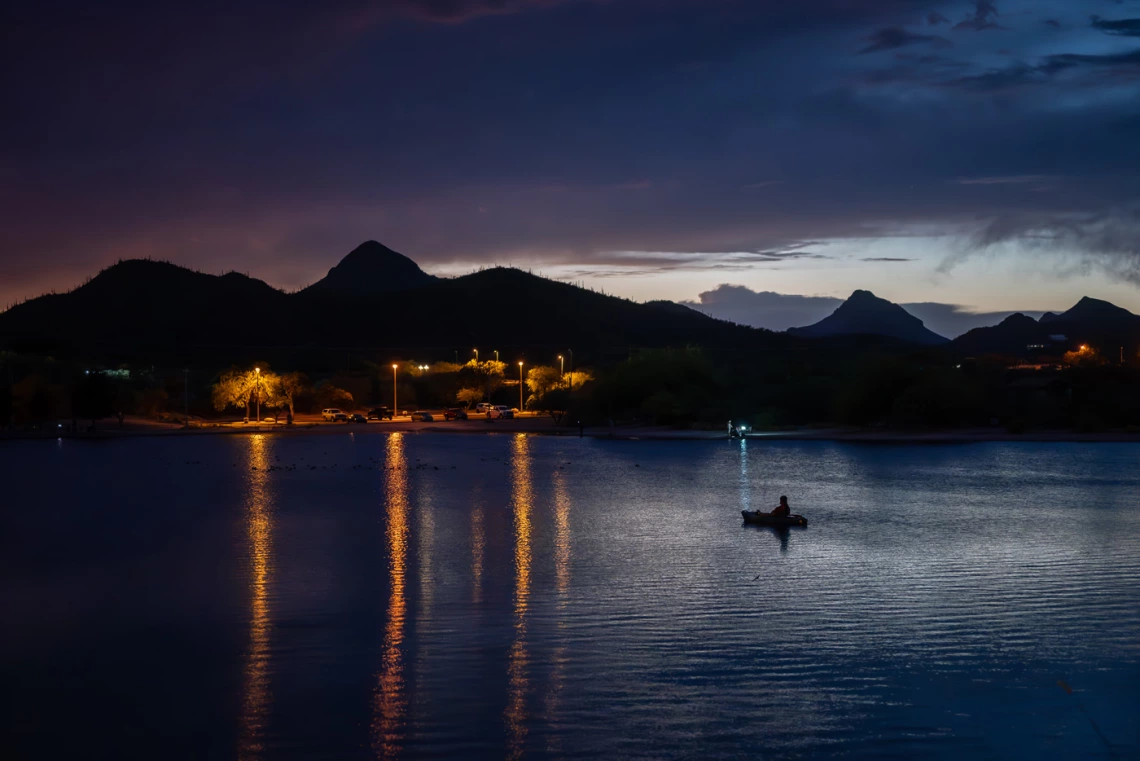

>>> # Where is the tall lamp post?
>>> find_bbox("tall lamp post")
[558,355,564,378]
[254,366,261,422]
[518,361,524,412]
[392,364,398,415]
[473,348,479,361]
[494,350,499,362]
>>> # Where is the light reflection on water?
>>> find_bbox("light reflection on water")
[506,433,534,760]
[239,434,273,760]
[2,435,1139,760]
[373,432,409,758]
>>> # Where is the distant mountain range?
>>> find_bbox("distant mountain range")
[2,241,1136,364]
[952,296,1140,358]
[790,289,1139,358]
[0,241,781,363]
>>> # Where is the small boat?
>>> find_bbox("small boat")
[741,510,808,527]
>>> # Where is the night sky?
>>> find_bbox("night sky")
[3,0,1139,328]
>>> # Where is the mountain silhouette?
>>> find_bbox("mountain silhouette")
[300,240,436,295]
[952,297,1140,357]
[787,289,948,345]
[951,313,1049,356]
[0,243,784,363]
[1041,296,1138,327]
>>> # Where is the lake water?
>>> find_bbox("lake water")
[2,432,1139,760]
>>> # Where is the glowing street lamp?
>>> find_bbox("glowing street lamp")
[558,354,564,377]
[494,350,499,362]
[473,348,479,361]
[255,366,261,422]
[518,361,524,412]
[392,364,398,414]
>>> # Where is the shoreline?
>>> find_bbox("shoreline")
[2,417,1138,444]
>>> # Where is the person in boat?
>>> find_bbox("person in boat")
[770,496,791,517]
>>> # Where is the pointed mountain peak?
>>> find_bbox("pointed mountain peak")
[1051,295,1137,324]
[302,241,436,295]
[788,289,948,344]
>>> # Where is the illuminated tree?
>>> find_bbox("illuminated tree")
[461,359,506,400]
[212,366,280,418]
[526,366,562,398]
[456,387,484,408]
[212,368,256,417]
[1063,345,1105,367]
[565,368,594,390]
[272,372,308,421]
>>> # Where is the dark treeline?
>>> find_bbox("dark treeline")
[4,341,1139,433]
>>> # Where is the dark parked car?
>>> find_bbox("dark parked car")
[367,407,394,420]
[410,411,434,422]
[348,413,367,423]
[444,408,468,420]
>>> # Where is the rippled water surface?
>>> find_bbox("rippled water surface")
[3,433,1139,759]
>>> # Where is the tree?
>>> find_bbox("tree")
[317,383,354,411]
[213,366,282,419]
[272,372,308,421]
[565,368,594,390]
[526,366,562,398]
[213,368,253,417]
[461,359,506,400]
[456,387,484,408]
[1063,345,1106,367]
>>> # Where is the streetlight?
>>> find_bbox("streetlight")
[473,348,479,361]
[518,361,524,412]
[392,364,398,414]
[558,355,564,377]
[255,367,261,422]
[494,350,499,362]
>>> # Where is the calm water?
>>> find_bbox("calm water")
[2,433,1139,760]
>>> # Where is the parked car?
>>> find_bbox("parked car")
[444,407,468,420]
[488,405,514,419]
[322,408,348,421]
[367,407,394,420]
[410,411,434,422]
[475,402,492,414]
[348,413,367,423]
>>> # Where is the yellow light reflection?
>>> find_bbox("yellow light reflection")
[239,434,274,760]
[506,433,533,760]
[373,433,409,758]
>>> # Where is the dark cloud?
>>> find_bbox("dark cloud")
[928,12,950,26]
[1,0,1139,307]
[681,284,1050,336]
[1044,19,1061,29]
[954,0,1005,32]
[861,257,914,261]
[1090,16,1140,37]
[943,48,1140,91]
[858,27,950,54]
[962,206,1140,285]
